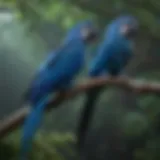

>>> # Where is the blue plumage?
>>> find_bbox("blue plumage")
[89,15,138,77]
[20,20,96,159]
[77,15,139,151]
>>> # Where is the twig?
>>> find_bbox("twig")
[0,77,160,138]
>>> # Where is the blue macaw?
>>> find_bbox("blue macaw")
[20,20,97,159]
[77,15,139,149]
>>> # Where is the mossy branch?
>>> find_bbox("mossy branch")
[0,76,160,138]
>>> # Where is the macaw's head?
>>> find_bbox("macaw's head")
[64,20,98,44]
[116,15,139,39]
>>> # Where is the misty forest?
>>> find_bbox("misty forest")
[0,0,160,160]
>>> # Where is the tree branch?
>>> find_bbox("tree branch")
[0,77,160,138]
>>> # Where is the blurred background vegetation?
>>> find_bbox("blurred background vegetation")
[0,0,160,159]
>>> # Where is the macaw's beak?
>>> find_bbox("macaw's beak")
[82,27,98,43]
[128,25,139,37]
[124,23,139,38]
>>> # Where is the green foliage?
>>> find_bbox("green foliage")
[137,71,160,122]
[122,112,149,137]
[2,0,160,37]
[44,1,96,30]
[9,0,96,31]
[0,131,76,160]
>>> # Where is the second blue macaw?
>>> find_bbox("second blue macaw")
[77,15,139,149]
[20,20,97,160]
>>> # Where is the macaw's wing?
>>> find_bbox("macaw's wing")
[89,42,115,77]
[22,49,63,102]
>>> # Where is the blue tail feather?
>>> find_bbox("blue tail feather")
[20,96,49,160]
